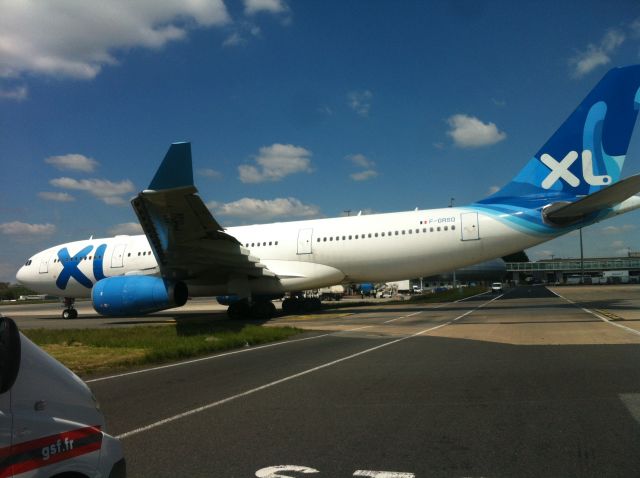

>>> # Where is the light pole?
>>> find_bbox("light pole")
[579,228,584,284]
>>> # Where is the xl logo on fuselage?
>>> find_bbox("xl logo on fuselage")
[540,150,611,190]
[56,244,107,290]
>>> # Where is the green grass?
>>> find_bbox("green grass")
[22,322,302,376]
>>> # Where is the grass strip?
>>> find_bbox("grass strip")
[23,322,302,376]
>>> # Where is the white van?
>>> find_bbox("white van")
[0,317,125,477]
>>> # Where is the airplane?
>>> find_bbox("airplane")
[15,65,640,320]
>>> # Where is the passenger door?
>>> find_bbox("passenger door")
[460,212,480,241]
[297,228,313,255]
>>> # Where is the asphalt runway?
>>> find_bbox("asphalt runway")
[60,285,640,477]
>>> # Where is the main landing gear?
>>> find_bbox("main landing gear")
[281,296,322,314]
[227,299,276,320]
[62,297,78,320]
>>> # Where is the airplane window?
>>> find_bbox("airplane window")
[342,236,346,240]
[251,243,255,247]
[395,231,399,236]
[330,237,333,241]
[336,236,340,241]
[402,230,405,235]
[355,235,359,239]
[430,227,434,232]
[437,226,441,231]
[275,241,278,245]
[423,228,427,233]
[262,242,266,246]
[349,235,352,240]
[269,242,272,246]
[451,225,456,230]
[444,226,448,231]
[381,232,385,237]
[408,230,412,234]
[323,238,327,242]
[138,252,141,256]
[415,229,419,233]
[317,238,321,242]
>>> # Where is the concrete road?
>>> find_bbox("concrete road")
[79,286,640,477]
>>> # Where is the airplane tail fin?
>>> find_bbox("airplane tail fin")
[481,65,640,205]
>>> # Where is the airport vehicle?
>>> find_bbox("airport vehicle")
[491,282,503,293]
[15,66,640,319]
[0,316,125,477]
[318,285,345,301]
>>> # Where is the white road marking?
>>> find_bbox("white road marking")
[116,296,498,440]
[86,333,332,384]
[88,324,378,384]
[353,471,415,478]
[620,394,640,425]
[551,290,640,337]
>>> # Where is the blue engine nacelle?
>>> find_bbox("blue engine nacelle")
[92,275,188,317]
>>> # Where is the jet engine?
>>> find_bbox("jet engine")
[91,275,188,316]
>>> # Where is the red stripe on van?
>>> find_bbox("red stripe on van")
[0,425,102,477]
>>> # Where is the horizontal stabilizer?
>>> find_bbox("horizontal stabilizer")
[543,173,640,223]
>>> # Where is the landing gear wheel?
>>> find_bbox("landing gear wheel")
[62,309,77,320]
[282,298,304,315]
[250,301,276,320]
[227,300,250,320]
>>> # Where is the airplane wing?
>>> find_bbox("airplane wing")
[131,143,277,286]
[543,173,640,225]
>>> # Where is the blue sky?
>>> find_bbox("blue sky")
[2,0,640,282]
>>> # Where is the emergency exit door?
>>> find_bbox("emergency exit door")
[460,212,480,241]
[297,228,313,254]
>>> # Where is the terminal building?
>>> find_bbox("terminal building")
[506,254,640,284]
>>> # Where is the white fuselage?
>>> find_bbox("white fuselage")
[16,206,552,299]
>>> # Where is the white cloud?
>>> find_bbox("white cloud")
[350,170,378,181]
[569,29,625,78]
[346,153,378,181]
[50,177,135,205]
[0,85,27,101]
[38,191,75,202]
[0,0,230,81]
[108,222,143,235]
[601,224,636,235]
[208,197,320,221]
[244,0,288,15]
[238,144,313,183]
[197,168,222,179]
[45,153,99,172]
[347,90,373,117]
[346,153,374,169]
[0,221,55,235]
[223,32,246,47]
[446,114,506,148]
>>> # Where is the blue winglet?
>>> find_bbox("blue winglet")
[148,142,194,190]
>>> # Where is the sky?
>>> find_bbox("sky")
[2,0,640,282]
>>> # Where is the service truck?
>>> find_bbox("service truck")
[0,316,125,477]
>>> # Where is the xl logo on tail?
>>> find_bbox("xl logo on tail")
[541,150,611,189]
